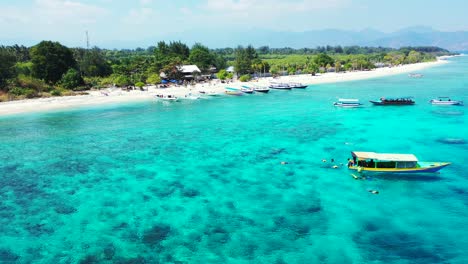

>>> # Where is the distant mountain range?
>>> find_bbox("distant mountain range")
[144,26,468,51]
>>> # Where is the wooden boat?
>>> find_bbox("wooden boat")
[429,97,463,106]
[289,82,308,89]
[348,151,450,173]
[269,82,292,90]
[240,87,254,94]
[243,85,270,93]
[225,87,243,96]
[370,97,415,105]
[333,98,362,108]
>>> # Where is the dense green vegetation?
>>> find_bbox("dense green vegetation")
[0,41,454,101]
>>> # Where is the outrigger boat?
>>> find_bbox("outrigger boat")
[225,87,243,96]
[240,86,254,94]
[429,97,463,106]
[348,151,450,173]
[243,85,270,93]
[370,97,415,105]
[333,98,362,108]
[269,82,292,90]
[289,82,308,89]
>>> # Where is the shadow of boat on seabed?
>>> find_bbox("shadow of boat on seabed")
[358,172,444,182]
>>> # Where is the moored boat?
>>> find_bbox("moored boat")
[289,82,308,89]
[269,82,292,90]
[370,97,415,105]
[225,87,243,96]
[333,98,362,108]
[348,151,450,173]
[243,85,270,93]
[429,97,463,106]
[240,86,254,94]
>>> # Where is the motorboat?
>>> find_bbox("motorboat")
[429,97,463,106]
[244,85,270,93]
[225,87,243,96]
[289,82,308,89]
[333,98,362,108]
[269,82,292,90]
[348,151,450,173]
[240,86,254,94]
[370,97,415,105]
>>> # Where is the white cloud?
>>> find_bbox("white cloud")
[122,7,155,25]
[140,0,153,5]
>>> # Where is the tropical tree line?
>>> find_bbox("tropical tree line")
[0,41,453,101]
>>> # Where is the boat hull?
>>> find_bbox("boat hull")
[349,162,450,173]
[430,100,463,106]
[334,103,362,108]
[254,89,270,93]
[370,100,414,105]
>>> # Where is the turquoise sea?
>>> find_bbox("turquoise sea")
[1,56,467,263]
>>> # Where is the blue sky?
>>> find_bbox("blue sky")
[1,0,467,48]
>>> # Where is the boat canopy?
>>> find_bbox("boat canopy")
[351,151,418,162]
[338,98,359,102]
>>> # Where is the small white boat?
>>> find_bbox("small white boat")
[240,87,254,94]
[429,97,463,106]
[408,73,424,78]
[289,82,308,89]
[269,82,291,90]
[225,87,243,96]
[244,85,270,93]
[333,98,362,108]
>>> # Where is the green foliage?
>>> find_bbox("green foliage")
[234,45,258,75]
[9,87,36,98]
[135,81,145,88]
[0,48,17,89]
[30,41,77,84]
[60,68,84,90]
[15,74,50,92]
[226,72,234,79]
[51,89,61,96]
[15,62,32,76]
[314,53,334,67]
[80,47,112,77]
[113,74,131,87]
[216,69,228,80]
[189,43,214,73]
[239,74,251,82]
[146,73,161,84]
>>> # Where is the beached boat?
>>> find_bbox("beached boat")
[155,94,179,101]
[348,151,450,173]
[370,97,415,105]
[289,82,308,89]
[269,82,292,90]
[225,87,243,96]
[240,87,254,94]
[429,97,463,106]
[242,85,270,93]
[333,98,362,108]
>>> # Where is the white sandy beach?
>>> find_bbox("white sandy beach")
[0,58,450,116]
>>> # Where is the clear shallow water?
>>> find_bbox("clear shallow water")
[1,56,467,263]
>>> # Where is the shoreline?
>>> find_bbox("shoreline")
[0,58,450,117]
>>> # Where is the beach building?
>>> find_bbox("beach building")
[226,66,235,73]
[177,65,202,80]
